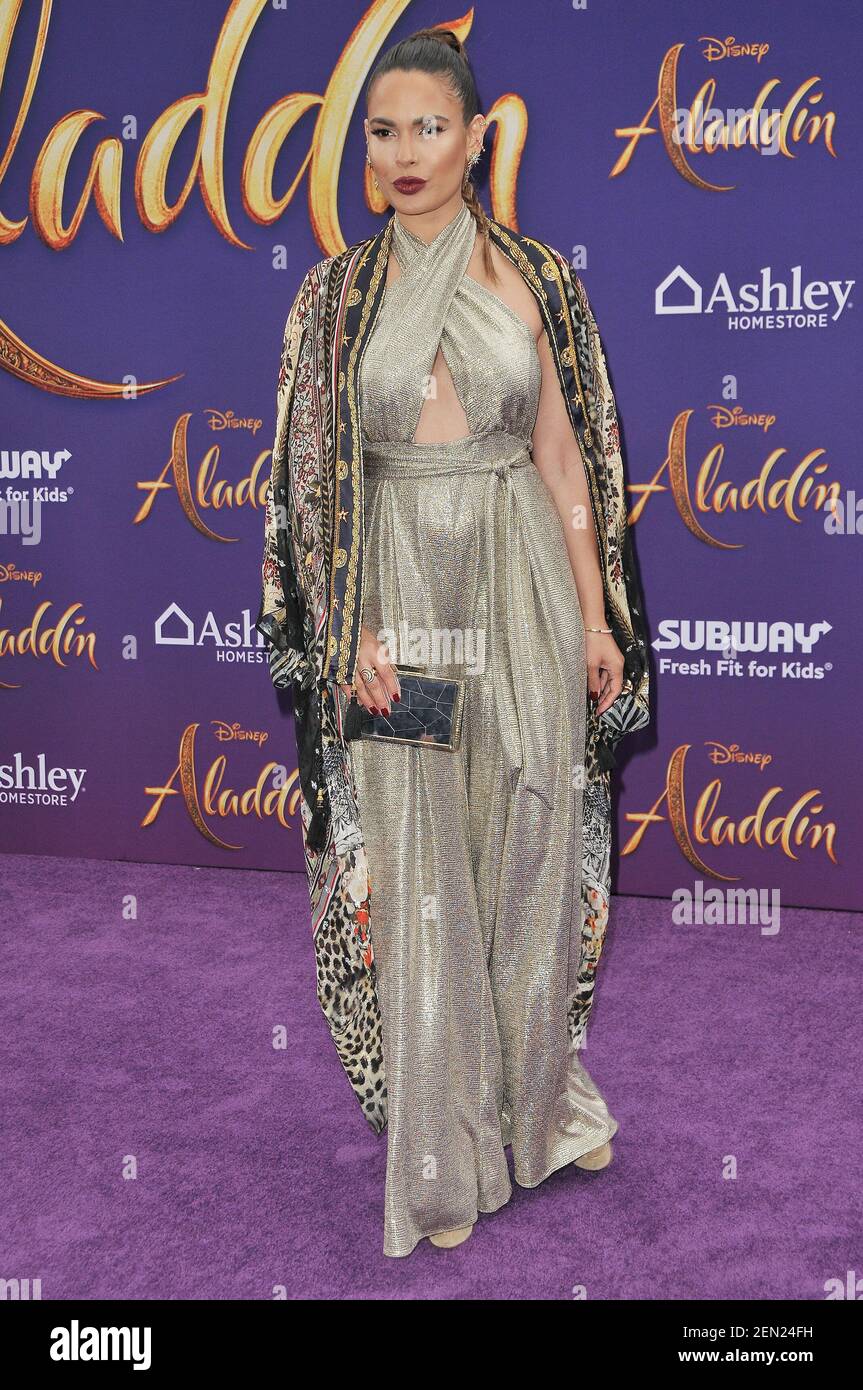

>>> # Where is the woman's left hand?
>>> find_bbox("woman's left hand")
[586,631,625,715]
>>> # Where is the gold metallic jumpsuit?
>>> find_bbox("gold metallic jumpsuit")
[344,200,618,1258]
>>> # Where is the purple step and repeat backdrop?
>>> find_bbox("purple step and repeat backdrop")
[2,0,860,910]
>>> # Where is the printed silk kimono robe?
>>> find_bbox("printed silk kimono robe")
[256,212,650,1136]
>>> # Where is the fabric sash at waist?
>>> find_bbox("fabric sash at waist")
[362,430,533,477]
[359,429,555,810]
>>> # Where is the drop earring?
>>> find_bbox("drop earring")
[463,131,485,186]
[463,149,481,186]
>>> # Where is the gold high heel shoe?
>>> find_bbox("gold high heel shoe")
[572,1140,613,1171]
[428,1223,474,1249]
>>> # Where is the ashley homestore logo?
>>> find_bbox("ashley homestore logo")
[656,265,854,326]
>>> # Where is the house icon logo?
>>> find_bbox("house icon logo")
[155,603,195,646]
[656,265,702,315]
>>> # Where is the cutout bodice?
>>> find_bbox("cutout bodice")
[359,202,541,447]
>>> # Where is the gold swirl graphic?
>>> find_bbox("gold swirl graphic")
[0,314,183,398]
[0,0,526,395]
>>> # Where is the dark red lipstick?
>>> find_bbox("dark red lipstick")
[392,177,427,194]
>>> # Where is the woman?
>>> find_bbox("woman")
[256,28,649,1258]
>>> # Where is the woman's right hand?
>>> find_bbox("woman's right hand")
[338,625,401,715]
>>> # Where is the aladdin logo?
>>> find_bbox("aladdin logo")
[0,753,86,804]
[621,742,838,880]
[142,722,301,849]
[627,412,840,546]
[655,266,853,325]
[155,602,265,662]
[0,596,98,687]
[611,41,837,185]
[134,413,270,541]
[653,620,831,654]
[0,0,526,399]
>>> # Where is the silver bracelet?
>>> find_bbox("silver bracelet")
[585,626,613,634]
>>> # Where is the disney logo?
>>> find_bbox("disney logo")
[700,35,770,63]
[204,410,264,434]
[705,741,773,770]
[0,563,43,585]
[708,405,777,432]
[211,722,269,744]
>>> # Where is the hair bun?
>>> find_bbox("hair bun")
[413,26,466,59]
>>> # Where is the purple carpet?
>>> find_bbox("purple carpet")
[1,852,859,1300]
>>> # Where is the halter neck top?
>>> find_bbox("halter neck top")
[359,200,541,446]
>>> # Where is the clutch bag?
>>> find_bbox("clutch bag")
[342,663,465,750]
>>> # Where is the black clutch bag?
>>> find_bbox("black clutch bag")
[341,663,465,750]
